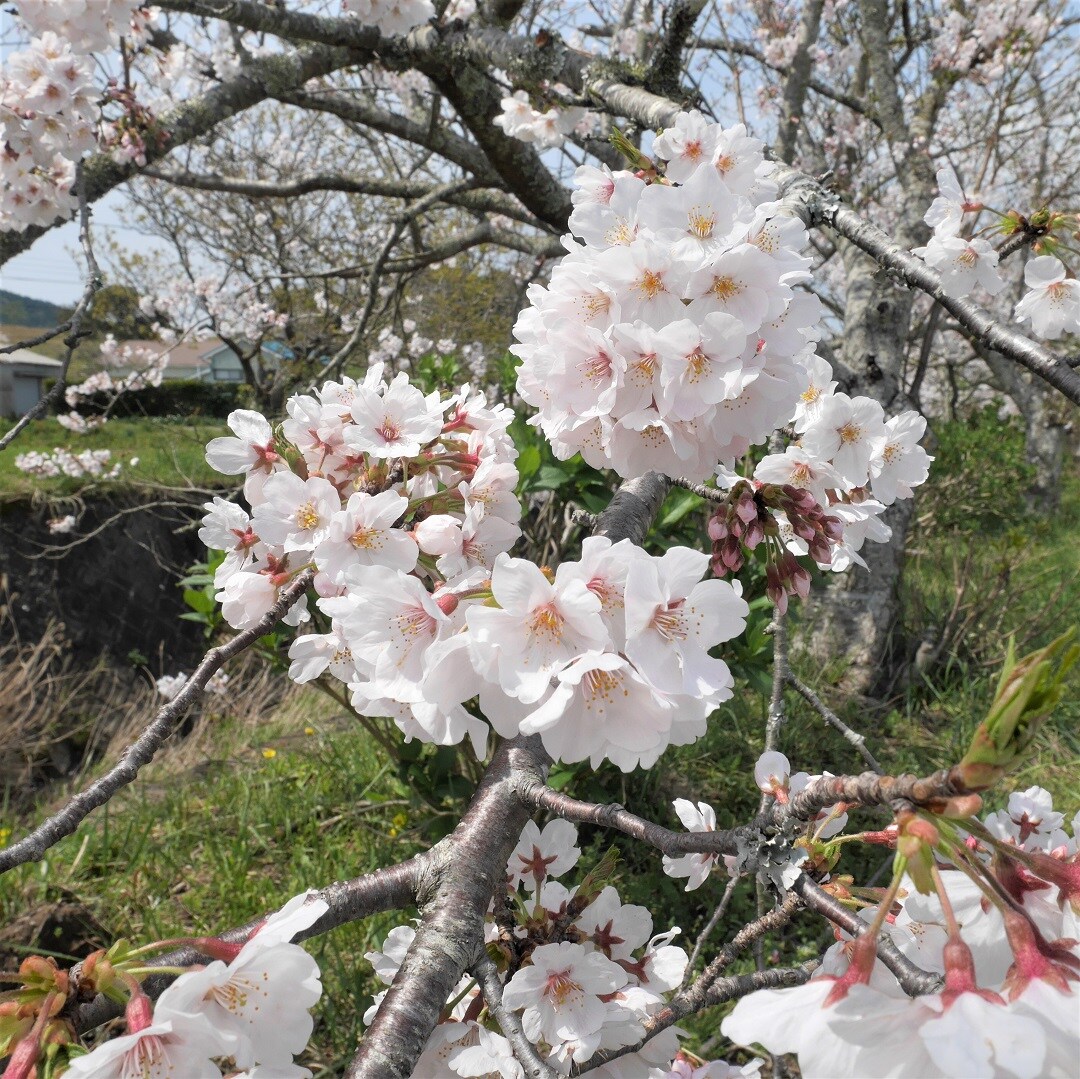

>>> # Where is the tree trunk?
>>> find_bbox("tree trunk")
[799,245,919,694]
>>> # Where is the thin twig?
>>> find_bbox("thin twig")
[784,671,884,773]
[681,874,740,988]
[517,780,744,857]
[669,476,725,501]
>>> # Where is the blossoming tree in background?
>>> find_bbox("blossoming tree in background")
[1,2,1079,1077]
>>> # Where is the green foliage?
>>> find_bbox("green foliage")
[69,378,246,420]
[1,695,422,1072]
[179,550,227,639]
[920,407,1035,533]
[0,289,71,329]
[86,284,157,341]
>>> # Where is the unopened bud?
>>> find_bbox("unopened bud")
[124,989,154,1035]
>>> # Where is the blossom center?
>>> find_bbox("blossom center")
[581,291,613,320]
[295,502,320,531]
[529,602,565,641]
[605,221,636,246]
[543,969,582,1005]
[395,606,437,641]
[715,153,736,174]
[709,274,741,301]
[956,246,978,266]
[584,667,621,701]
[211,978,253,1016]
[378,414,402,443]
[652,600,688,641]
[635,269,667,300]
[882,442,900,464]
[838,422,862,444]
[686,347,710,383]
[688,205,715,238]
[581,349,613,383]
[350,525,377,549]
[124,1034,166,1078]
[801,383,821,404]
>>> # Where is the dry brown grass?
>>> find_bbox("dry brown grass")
[0,586,296,814]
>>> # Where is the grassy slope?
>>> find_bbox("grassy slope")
[1,436,1076,1072]
[0,416,229,500]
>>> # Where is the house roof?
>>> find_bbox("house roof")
[0,348,65,370]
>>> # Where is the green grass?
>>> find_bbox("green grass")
[0,416,230,499]
[0,690,423,1073]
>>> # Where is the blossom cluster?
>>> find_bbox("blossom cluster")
[51,892,327,1078]
[201,370,750,770]
[913,164,1005,302]
[494,91,589,150]
[341,0,435,37]
[513,112,823,482]
[14,447,119,480]
[914,164,1080,340]
[1,1,158,231]
[1,31,97,231]
[714,764,1080,1078]
[364,818,763,1077]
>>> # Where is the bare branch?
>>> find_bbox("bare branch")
[1,43,361,264]
[518,780,742,857]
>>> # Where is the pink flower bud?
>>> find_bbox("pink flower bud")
[125,989,155,1034]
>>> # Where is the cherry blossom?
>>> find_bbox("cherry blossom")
[914,234,1005,299]
[662,799,722,891]
[502,941,628,1055]
[1014,256,1080,340]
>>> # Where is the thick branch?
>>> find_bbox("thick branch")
[347,736,550,1079]
[591,472,671,546]
[0,571,315,874]
[775,0,824,163]
[779,766,965,825]
[789,873,943,995]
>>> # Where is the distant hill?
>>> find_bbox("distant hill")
[0,289,72,329]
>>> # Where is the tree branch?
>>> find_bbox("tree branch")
[518,781,742,857]
[785,671,884,773]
